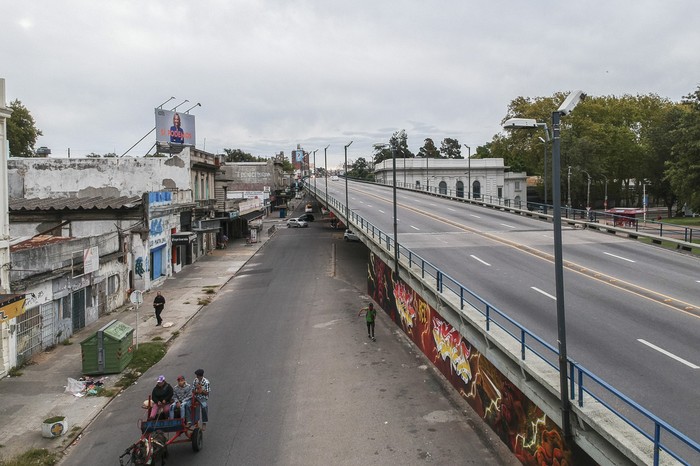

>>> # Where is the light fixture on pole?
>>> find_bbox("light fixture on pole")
[344,140,353,224]
[504,90,586,441]
[184,102,201,114]
[171,99,189,111]
[324,145,330,210]
[158,97,176,109]
[464,144,471,199]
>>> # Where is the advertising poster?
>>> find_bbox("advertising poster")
[155,108,196,145]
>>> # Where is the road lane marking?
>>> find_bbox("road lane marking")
[447,207,456,212]
[378,209,385,214]
[470,255,491,266]
[470,214,481,218]
[604,252,636,263]
[531,287,556,300]
[410,225,420,231]
[500,223,516,229]
[638,339,699,369]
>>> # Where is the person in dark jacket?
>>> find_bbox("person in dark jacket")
[149,375,174,419]
[153,291,165,326]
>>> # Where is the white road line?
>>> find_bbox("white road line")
[470,255,491,266]
[531,287,556,300]
[429,203,437,206]
[470,214,481,219]
[638,339,699,369]
[542,235,552,239]
[500,223,516,229]
[447,207,456,212]
[603,252,636,263]
[378,209,385,214]
[410,225,420,231]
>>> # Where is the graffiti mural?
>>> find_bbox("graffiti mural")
[367,252,596,466]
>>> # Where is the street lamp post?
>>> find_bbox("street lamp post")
[538,136,548,209]
[324,145,330,210]
[602,175,609,210]
[426,156,429,192]
[581,169,592,219]
[504,91,586,441]
[312,149,318,194]
[567,166,572,211]
[344,141,353,224]
[464,144,471,199]
[392,146,399,276]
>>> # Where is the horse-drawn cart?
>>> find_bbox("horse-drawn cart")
[119,396,204,465]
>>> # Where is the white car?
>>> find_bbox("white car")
[343,229,359,241]
[331,175,339,181]
[304,203,313,213]
[287,218,308,228]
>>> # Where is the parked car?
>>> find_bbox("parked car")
[344,229,359,241]
[305,203,313,213]
[331,175,339,181]
[287,218,308,228]
[298,213,315,222]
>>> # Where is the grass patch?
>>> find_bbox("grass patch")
[8,366,22,377]
[662,217,700,226]
[171,331,180,338]
[115,342,167,388]
[61,339,72,346]
[204,288,216,295]
[183,301,191,305]
[151,336,164,341]
[0,448,59,466]
[197,298,211,306]
[96,387,119,397]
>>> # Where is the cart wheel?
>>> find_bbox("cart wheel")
[192,427,203,452]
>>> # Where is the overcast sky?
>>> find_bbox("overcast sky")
[3,1,699,168]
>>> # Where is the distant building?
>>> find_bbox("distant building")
[373,158,527,207]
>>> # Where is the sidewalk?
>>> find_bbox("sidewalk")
[0,216,284,462]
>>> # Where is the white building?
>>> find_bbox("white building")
[374,157,528,207]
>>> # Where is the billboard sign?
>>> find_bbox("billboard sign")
[155,109,196,146]
[294,150,305,162]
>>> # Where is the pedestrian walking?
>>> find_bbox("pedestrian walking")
[153,291,165,326]
[358,302,377,341]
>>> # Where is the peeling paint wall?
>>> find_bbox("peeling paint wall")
[7,149,194,199]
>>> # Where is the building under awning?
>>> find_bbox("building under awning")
[0,294,27,323]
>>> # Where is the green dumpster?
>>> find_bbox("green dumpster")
[80,319,134,375]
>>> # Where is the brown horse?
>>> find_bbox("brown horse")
[120,430,168,466]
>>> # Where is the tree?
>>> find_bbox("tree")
[7,99,43,157]
[665,87,700,214]
[389,130,413,159]
[349,157,374,181]
[440,138,462,158]
[223,148,268,163]
[418,138,440,159]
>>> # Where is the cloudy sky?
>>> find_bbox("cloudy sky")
[3,1,699,168]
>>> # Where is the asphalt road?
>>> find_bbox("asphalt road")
[61,213,518,465]
[323,180,700,443]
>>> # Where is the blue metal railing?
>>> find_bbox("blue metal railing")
[309,183,699,465]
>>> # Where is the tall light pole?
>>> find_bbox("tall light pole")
[426,155,429,192]
[324,145,330,210]
[464,144,471,199]
[602,175,609,210]
[344,140,353,224]
[567,166,572,210]
[393,145,398,276]
[504,90,586,441]
[312,149,318,193]
[581,169,592,219]
[539,136,548,208]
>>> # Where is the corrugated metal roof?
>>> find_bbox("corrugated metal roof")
[9,196,142,212]
[10,234,73,252]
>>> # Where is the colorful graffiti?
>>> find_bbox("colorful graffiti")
[367,252,595,466]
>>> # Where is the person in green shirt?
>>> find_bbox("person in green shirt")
[358,303,377,341]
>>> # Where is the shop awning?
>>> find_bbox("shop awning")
[241,210,264,222]
[171,232,197,245]
[0,294,27,323]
